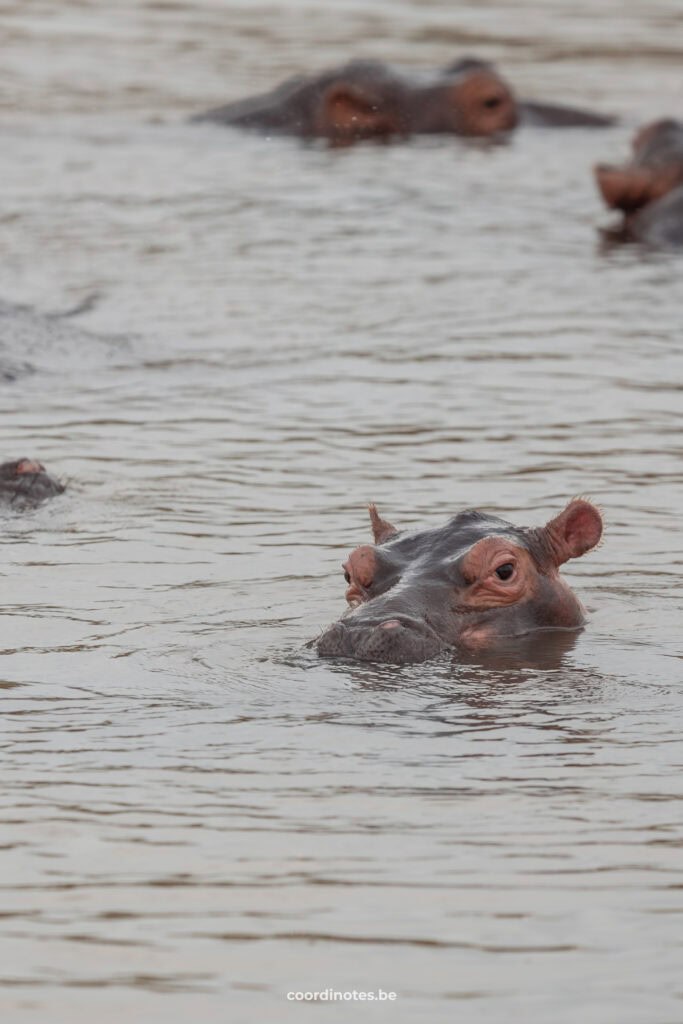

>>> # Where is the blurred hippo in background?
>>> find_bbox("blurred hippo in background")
[316,499,603,664]
[193,57,614,145]
[0,459,65,508]
[595,119,683,247]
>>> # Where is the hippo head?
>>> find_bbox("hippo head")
[409,58,517,137]
[316,499,603,664]
[438,63,518,137]
[0,458,65,507]
[595,118,683,213]
[313,59,517,144]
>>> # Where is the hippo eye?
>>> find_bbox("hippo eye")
[483,96,502,109]
[495,562,514,581]
[343,570,351,584]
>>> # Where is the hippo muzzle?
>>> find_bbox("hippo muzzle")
[318,613,444,664]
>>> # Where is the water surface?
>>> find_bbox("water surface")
[0,1,682,1022]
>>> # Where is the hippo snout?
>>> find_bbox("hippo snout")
[317,615,444,664]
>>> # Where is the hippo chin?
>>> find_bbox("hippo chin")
[316,499,603,665]
[0,458,65,508]
[193,57,613,146]
[595,119,683,247]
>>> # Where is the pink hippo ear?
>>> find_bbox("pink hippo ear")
[541,499,603,565]
[368,503,398,545]
[318,83,394,142]
[594,162,681,212]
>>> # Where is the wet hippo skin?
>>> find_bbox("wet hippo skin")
[0,459,65,508]
[193,57,614,145]
[595,119,683,246]
[315,499,603,664]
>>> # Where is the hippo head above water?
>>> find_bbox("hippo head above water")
[0,458,65,508]
[595,119,683,214]
[594,119,683,247]
[194,58,519,144]
[309,59,520,143]
[194,55,615,145]
[316,499,603,664]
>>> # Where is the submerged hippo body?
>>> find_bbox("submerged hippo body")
[595,119,683,246]
[0,459,65,508]
[316,499,603,664]
[194,58,613,145]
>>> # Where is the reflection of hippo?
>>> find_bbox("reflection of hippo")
[316,499,603,664]
[193,58,614,144]
[0,459,65,508]
[595,119,683,246]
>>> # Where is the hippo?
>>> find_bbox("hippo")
[316,498,603,664]
[0,459,65,508]
[193,57,614,145]
[595,119,683,246]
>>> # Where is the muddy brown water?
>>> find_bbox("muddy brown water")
[1,2,682,1022]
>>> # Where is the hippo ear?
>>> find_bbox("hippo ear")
[541,499,603,565]
[594,164,662,212]
[320,83,390,140]
[368,503,398,544]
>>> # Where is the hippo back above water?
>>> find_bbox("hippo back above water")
[316,499,603,664]
[193,58,614,146]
